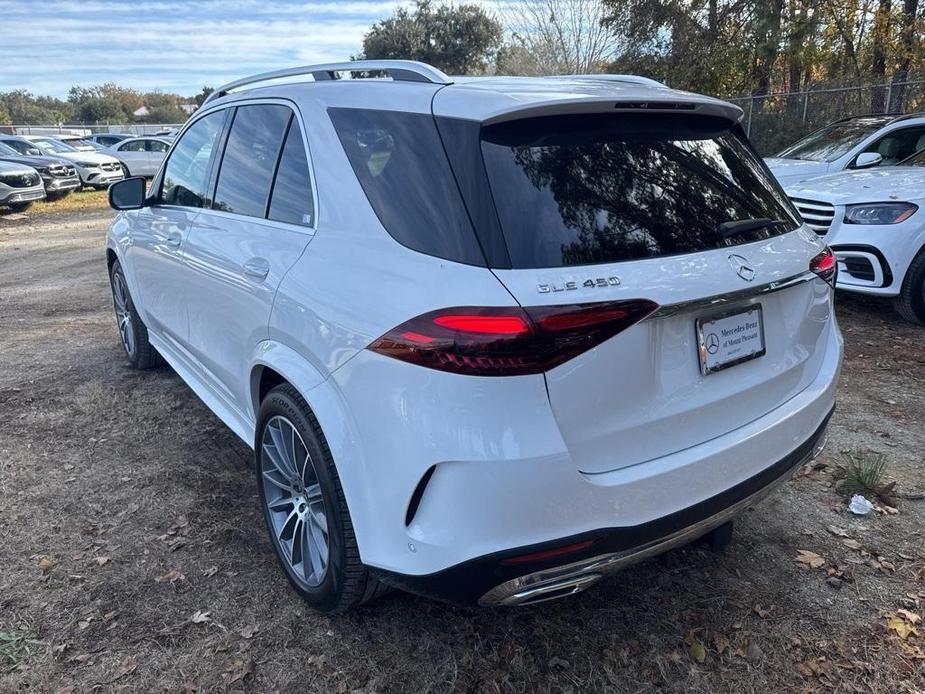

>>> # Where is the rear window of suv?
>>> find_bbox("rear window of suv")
[480,113,800,268]
[329,107,485,266]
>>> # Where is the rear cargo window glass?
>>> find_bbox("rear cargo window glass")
[268,119,314,227]
[481,114,800,268]
[329,108,485,266]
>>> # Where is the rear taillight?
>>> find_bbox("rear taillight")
[810,247,838,287]
[368,299,659,376]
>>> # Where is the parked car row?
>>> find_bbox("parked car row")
[0,133,171,211]
[766,114,925,324]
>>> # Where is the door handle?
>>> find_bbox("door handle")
[243,258,270,281]
[162,232,182,249]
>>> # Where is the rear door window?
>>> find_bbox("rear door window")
[480,114,800,268]
[329,108,485,266]
[212,104,290,218]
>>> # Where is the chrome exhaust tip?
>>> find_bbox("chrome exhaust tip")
[493,573,603,606]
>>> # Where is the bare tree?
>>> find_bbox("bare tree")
[497,0,619,75]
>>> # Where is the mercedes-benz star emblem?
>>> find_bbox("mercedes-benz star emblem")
[728,254,756,282]
[705,332,720,355]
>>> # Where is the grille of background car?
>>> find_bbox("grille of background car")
[100,162,119,172]
[790,197,835,235]
[0,172,40,187]
[49,165,77,177]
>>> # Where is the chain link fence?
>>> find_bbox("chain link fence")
[0,123,185,137]
[728,79,925,155]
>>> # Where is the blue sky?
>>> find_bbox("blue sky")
[1,0,494,97]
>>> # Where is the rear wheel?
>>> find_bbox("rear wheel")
[109,260,160,369]
[255,384,384,613]
[893,248,925,325]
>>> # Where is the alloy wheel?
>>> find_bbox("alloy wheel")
[111,270,135,357]
[260,415,329,587]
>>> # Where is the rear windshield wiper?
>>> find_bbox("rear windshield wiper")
[718,218,786,239]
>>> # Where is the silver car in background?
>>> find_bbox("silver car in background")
[102,136,171,177]
[0,160,45,211]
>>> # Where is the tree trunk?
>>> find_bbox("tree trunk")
[751,0,785,110]
[871,0,893,112]
[889,0,919,112]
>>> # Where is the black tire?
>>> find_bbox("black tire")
[7,201,33,212]
[893,247,925,325]
[120,163,131,177]
[255,384,383,613]
[109,260,160,369]
[45,191,71,202]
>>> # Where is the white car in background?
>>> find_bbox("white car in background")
[767,114,925,187]
[102,136,171,178]
[0,135,125,190]
[788,149,925,324]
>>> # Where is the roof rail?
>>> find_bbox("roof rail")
[547,74,667,88]
[205,60,452,104]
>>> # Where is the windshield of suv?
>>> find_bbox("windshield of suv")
[480,113,800,268]
[776,117,892,162]
[32,139,78,154]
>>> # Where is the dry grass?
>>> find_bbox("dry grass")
[0,210,924,692]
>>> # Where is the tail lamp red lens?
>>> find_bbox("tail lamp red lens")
[368,299,660,376]
[810,247,837,287]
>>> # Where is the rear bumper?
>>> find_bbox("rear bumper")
[377,408,833,606]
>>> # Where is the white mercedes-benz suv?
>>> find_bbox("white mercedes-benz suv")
[788,148,925,324]
[106,61,843,612]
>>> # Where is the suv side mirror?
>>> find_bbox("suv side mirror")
[854,152,883,169]
[109,177,147,210]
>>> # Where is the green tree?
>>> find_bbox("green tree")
[360,0,503,74]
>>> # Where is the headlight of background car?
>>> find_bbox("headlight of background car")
[76,161,98,168]
[844,202,918,225]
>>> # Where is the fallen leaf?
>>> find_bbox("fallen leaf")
[190,610,211,624]
[156,568,186,583]
[239,624,259,639]
[898,609,922,625]
[827,526,851,538]
[38,557,55,574]
[887,616,919,640]
[842,539,863,551]
[222,657,255,685]
[94,557,110,567]
[712,632,729,655]
[689,639,706,663]
[114,655,137,680]
[796,549,826,569]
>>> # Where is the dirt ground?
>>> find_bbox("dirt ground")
[1,201,923,693]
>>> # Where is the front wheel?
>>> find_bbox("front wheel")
[255,384,384,613]
[109,260,160,369]
[893,248,925,325]
[7,201,33,212]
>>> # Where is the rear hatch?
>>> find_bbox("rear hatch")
[473,112,833,474]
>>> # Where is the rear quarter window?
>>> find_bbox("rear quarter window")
[481,113,800,268]
[329,107,485,266]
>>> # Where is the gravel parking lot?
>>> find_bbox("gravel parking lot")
[1,204,924,693]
